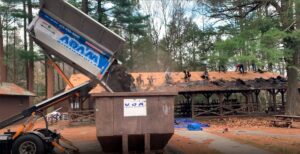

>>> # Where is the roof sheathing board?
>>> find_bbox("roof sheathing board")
[67,71,286,93]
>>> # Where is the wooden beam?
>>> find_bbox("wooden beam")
[218,94,224,118]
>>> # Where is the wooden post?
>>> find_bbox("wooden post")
[218,94,224,117]
[254,90,260,111]
[249,92,255,112]
[191,94,195,118]
[203,93,212,104]
[145,133,150,154]
[183,93,192,118]
[224,92,232,109]
[273,90,277,111]
[268,89,278,112]
[122,134,128,154]
[280,89,286,110]
[242,92,250,114]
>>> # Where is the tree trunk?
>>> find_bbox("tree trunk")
[286,0,300,115]
[23,0,29,86]
[97,0,102,23]
[46,58,54,98]
[129,33,134,69]
[23,0,27,52]
[45,57,54,113]
[13,29,16,83]
[27,0,34,93]
[82,0,88,14]
[0,17,6,82]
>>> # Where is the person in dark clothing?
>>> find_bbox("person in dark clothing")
[183,70,191,82]
[136,74,144,86]
[251,61,257,72]
[235,64,245,74]
[201,70,209,80]
[147,75,154,86]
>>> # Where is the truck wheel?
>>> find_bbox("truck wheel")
[12,134,45,154]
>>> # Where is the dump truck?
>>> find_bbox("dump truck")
[0,0,133,153]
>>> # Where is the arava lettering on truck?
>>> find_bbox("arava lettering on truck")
[29,10,112,80]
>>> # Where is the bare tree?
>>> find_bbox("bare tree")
[0,17,6,82]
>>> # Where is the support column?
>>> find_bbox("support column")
[183,93,192,118]
[273,90,277,111]
[267,89,275,112]
[242,92,250,114]
[191,94,195,118]
[279,89,286,111]
[122,134,128,154]
[144,133,150,154]
[218,93,224,117]
[203,93,212,105]
[254,90,260,111]
[224,92,232,108]
[249,91,255,112]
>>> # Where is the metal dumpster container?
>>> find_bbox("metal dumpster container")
[92,92,177,153]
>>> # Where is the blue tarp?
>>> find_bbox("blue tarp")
[187,123,203,131]
[174,118,209,131]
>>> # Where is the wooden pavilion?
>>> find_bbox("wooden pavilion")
[66,71,287,118]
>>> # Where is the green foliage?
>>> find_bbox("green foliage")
[208,14,287,71]
[67,0,81,8]
[68,0,148,70]
[112,0,149,36]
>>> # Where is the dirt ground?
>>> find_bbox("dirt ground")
[200,116,300,154]
[1,116,300,154]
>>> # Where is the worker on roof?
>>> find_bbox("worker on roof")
[165,68,173,84]
[136,74,144,87]
[147,75,154,86]
[201,70,209,80]
[235,64,245,74]
[183,70,191,82]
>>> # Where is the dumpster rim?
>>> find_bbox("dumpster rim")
[91,91,178,97]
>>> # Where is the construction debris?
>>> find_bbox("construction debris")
[105,63,136,92]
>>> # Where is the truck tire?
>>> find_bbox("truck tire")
[12,134,45,154]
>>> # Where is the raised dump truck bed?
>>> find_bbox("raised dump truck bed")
[28,0,126,91]
[1,0,135,153]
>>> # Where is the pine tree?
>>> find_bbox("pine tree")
[112,0,149,69]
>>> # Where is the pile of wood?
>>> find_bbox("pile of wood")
[201,117,273,128]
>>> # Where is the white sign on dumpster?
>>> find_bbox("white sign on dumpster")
[123,99,147,117]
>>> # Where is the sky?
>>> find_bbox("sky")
[138,0,228,39]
